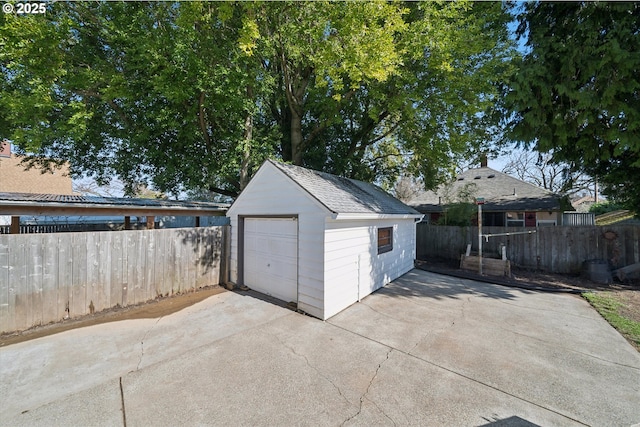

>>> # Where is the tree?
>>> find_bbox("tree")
[393,175,424,204]
[1,2,271,197]
[501,149,595,197]
[1,2,516,198]
[437,182,478,226]
[507,2,640,212]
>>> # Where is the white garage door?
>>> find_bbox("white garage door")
[244,217,298,303]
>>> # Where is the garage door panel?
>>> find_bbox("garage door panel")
[244,218,298,302]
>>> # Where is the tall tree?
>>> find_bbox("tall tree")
[1,2,271,197]
[501,150,595,197]
[1,1,515,197]
[507,2,640,211]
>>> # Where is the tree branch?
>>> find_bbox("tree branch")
[198,91,212,148]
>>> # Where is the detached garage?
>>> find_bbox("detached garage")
[227,160,423,320]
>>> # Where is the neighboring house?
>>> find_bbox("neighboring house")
[1,143,76,228]
[571,195,597,213]
[227,160,423,320]
[409,161,565,227]
[0,144,74,195]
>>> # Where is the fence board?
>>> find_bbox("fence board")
[126,232,141,305]
[417,224,640,274]
[71,233,87,319]
[0,226,228,333]
[0,238,11,331]
[153,230,165,297]
[57,234,72,321]
[96,232,111,313]
[85,232,98,314]
[11,237,28,331]
[110,233,124,307]
[41,234,59,323]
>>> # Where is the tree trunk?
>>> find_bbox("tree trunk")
[239,85,254,190]
[290,109,303,165]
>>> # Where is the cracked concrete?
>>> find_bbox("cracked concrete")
[2,269,639,426]
[342,348,394,426]
[135,317,162,372]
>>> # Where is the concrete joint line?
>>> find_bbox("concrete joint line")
[329,322,589,427]
[360,302,407,324]
[403,351,590,426]
[119,377,127,427]
[501,327,640,371]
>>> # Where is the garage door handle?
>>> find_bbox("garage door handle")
[267,263,270,267]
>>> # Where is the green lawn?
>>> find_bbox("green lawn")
[583,292,640,351]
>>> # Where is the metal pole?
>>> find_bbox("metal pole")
[478,203,483,275]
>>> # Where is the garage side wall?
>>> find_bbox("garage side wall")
[323,218,416,319]
[227,165,327,318]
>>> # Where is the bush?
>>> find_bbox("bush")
[589,202,625,216]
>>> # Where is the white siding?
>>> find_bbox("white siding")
[323,218,416,318]
[227,163,328,319]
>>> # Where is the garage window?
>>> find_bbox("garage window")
[377,227,393,254]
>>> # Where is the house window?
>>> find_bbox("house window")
[506,212,525,227]
[483,212,505,226]
[378,227,393,254]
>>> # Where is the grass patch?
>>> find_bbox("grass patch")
[583,292,640,349]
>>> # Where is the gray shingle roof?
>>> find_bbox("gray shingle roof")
[408,167,562,213]
[0,192,228,209]
[269,160,421,215]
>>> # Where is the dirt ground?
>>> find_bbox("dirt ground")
[0,286,226,348]
[2,261,639,349]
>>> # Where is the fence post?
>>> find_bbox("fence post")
[219,225,230,286]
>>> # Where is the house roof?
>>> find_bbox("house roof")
[0,192,229,217]
[408,167,562,213]
[0,154,75,195]
[268,160,421,216]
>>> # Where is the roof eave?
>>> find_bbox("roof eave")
[0,201,228,217]
[331,213,424,221]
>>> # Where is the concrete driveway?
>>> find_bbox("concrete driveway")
[1,269,639,426]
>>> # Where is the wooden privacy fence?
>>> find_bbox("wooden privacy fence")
[417,224,640,275]
[0,226,229,333]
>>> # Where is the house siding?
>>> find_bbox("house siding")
[227,163,327,319]
[0,155,74,195]
[323,218,416,318]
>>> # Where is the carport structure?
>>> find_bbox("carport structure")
[0,192,228,233]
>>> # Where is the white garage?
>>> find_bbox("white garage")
[227,160,423,320]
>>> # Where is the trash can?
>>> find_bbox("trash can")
[581,259,612,285]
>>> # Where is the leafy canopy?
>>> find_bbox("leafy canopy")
[1,1,515,198]
[507,2,640,212]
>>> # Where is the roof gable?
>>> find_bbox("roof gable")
[267,160,420,215]
[409,167,562,212]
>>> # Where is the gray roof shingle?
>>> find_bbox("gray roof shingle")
[0,192,228,209]
[408,167,562,213]
[269,160,421,215]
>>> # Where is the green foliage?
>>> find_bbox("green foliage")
[1,2,516,197]
[437,182,478,226]
[508,2,640,213]
[589,202,626,216]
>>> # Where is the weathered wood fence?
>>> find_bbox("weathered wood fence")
[417,224,640,274]
[0,226,229,333]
